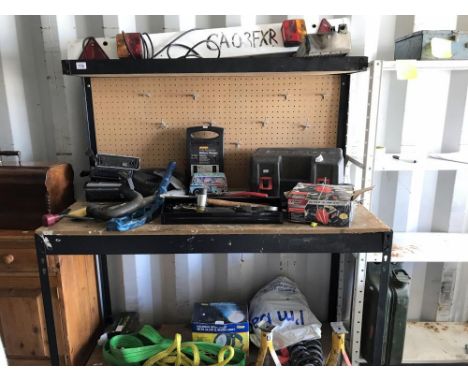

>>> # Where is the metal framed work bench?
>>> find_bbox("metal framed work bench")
[34,55,396,366]
[35,203,392,365]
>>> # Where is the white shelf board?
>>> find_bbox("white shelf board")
[367,232,468,262]
[347,153,468,172]
[374,154,468,172]
[402,321,468,364]
[381,60,468,72]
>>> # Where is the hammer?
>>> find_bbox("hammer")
[207,198,278,211]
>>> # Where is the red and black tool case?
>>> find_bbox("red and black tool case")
[0,151,75,229]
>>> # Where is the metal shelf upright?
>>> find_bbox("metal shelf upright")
[345,59,468,365]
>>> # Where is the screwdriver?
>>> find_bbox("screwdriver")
[42,207,89,227]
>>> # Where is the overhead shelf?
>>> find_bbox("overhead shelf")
[61,56,368,77]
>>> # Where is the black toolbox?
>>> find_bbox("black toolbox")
[161,196,283,224]
[250,148,344,198]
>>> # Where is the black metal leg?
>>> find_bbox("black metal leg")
[372,231,393,365]
[328,253,340,322]
[35,234,60,366]
[96,254,113,324]
[337,74,350,157]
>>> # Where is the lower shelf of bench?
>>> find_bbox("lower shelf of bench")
[86,323,332,366]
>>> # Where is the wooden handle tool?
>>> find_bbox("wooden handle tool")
[207,198,278,211]
[351,186,374,201]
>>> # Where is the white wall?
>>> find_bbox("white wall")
[0,15,466,324]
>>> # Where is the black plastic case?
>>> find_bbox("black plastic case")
[161,196,283,224]
[250,148,344,198]
[186,126,224,178]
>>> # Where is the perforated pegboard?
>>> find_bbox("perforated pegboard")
[91,74,341,188]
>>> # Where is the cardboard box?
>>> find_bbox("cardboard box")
[287,183,354,226]
[192,302,249,353]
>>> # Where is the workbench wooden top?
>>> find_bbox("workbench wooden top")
[36,202,390,237]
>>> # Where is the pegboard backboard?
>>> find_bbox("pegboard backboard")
[90,74,341,188]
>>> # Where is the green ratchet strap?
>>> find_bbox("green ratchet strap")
[103,324,246,366]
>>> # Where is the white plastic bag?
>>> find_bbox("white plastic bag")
[249,276,322,350]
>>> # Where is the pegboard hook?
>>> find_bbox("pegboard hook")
[279,93,288,101]
[138,91,151,97]
[230,141,241,149]
[258,118,268,128]
[187,92,198,101]
[202,120,215,128]
[301,119,310,130]
[160,119,168,129]
[315,93,325,101]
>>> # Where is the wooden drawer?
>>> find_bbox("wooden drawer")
[0,248,58,274]
[0,249,38,273]
[0,230,58,274]
[0,230,36,274]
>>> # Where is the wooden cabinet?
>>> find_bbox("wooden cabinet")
[0,230,101,365]
[0,288,50,358]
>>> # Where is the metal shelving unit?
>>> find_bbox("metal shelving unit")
[347,59,468,209]
[345,59,468,365]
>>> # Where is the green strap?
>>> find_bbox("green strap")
[103,324,246,366]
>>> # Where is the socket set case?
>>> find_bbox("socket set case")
[287,183,353,226]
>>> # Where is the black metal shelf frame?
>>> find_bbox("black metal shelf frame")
[33,55,395,367]
[62,56,368,76]
[35,230,393,366]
